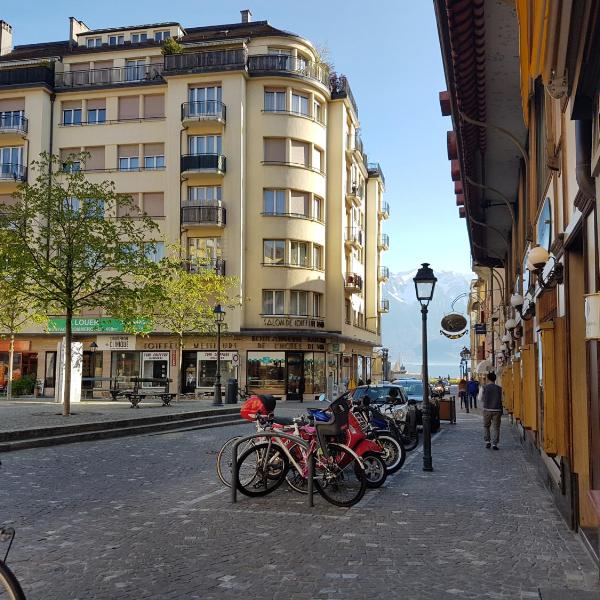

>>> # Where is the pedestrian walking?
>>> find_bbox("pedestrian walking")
[467,377,479,409]
[458,377,468,412]
[482,372,502,450]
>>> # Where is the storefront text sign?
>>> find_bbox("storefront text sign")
[197,351,239,363]
[142,351,170,362]
[261,317,325,329]
[47,317,147,333]
[96,335,136,351]
[0,340,30,352]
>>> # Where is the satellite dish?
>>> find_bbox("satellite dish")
[440,312,468,333]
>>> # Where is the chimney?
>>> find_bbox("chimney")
[240,9,252,23]
[69,17,90,46]
[0,21,13,56]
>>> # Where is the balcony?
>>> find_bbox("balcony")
[379,201,390,219]
[180,154,226,175]
[368,162,386,186]
[344,227,363,249]
[345,183,363,209]
[378,266,390,282]
[345,272,363,294]
[329,73,358,117]
[0,114,27,136]
[181,101,226,124]
[55,64,164,89]
[0,163,26,182]
[187,258,226,276]
[164,49,247,74]
[0,64,54,88]
[247,54,329,87]
[378,234,390,250]
[181,205,226,227]
[378,299,390,313]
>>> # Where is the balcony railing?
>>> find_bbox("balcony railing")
[181,205,226,227]
[378,299,390,313]
[345,227,363,246]
[0,65,54,87]
[55,64,164,88]
[368,162,386,186]
[348,132,363,156]
[379,201,390,218]
[378,266,390,281]
[378,234,390,249]
[181,101,226,123]
[0,114,27,135]
[0,163,26,181]
[329,73,358,117]
[248,54,329,86]
[187,258,226,276]
[345,272,363,292]
[180,154,226,174]
[164,49,247,74]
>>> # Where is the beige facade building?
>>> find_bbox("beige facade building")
[0,12,388,401]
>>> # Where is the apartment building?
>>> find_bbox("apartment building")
[0,12,388,401]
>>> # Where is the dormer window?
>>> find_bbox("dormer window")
[86,37,102,48]
[109,35,124,46]
[131,33,147,43]
[154,31,170,42]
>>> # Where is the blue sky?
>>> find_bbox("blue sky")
[3,0,472,275]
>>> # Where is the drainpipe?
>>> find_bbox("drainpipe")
[575,120,595,201]
[46,92,56,260]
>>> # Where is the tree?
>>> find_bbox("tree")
[0,153,161,415]
[120,246,238,397]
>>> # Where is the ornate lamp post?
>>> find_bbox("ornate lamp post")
[212,304,226,407]
[413,263,437,472]
[460,346,471,378]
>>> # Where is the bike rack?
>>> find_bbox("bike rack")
[230,431,315,507]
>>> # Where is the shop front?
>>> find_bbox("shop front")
[0,340,38,391]
[181,350,239,394]
[110,350,170,387]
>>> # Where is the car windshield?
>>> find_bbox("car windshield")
[399,381,423,396]
[352,386,402,403]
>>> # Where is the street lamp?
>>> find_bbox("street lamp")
[459,346,471,378]
[212,304,226,406]
[413,263,437,472]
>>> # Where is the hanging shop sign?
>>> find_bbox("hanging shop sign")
[474,323,487,335]
[47,317,148,333]
[440,329,467,339]
[96,335,136,351]
[440,313,468,333]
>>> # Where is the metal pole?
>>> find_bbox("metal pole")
[421,305,433,471]
[213,321,223,406]
[308,453,314,507]
[230,437,239,504]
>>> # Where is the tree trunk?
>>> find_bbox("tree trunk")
[177,335,183,401]
[63,307,72,416]
[7,333,14,401]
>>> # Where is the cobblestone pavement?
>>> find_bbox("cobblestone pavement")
[1,411,598,599]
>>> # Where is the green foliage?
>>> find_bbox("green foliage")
[11,374,36,396]
[161,38,184,55]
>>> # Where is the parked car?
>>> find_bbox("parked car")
[393,378,441,433]
[349,384,407,406]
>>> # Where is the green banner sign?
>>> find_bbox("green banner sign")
[47,317,148,333]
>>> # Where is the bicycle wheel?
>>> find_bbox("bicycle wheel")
[376,433,405,474]
[236,441,289,497]
[0,561,25,600]
[313,443,367,507]
[216,436,258,488]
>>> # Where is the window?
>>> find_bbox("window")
[188,186,222,204]
[83,146,105,171]
[188,238,222,268]
[290,291,309,316]
[87,108,106,124]
[265,89,286,112]
[154,31,170,42]
[118,96,139,120]
[131,33,147,43]
[63,108,82,126]
[290,241,309,267]
[263,189,285,214]
[109,35,124,45]
[313,293,323,317]
[345,301,351,324]
[189,135,222,155]
[291,92,309,116]
[313,245,323,269]
[312,195,323,221]
[144,95,164,118]
[312,146,324,172]
[0,147,23,176]
[189,86,222,115]
[0,110,24,129]
[144,242,165,263]
[45,351,57,387]
[144,155,165,169]
[125,59,147,82]
[263,240,285,265]
[289,191,308,216]
[262,290,285,315]
[142,192,164,217]
[314,100,323,123]
[86,37,102,48]
[290,140,309,166]
[118,145,139,171]
[264,138,286,162]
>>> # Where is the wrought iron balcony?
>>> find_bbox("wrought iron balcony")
[187,258,226,276]
[345,183,363,208]
[379,201,390,219]
[344,272,363,293]
[378,266,390,281]
[164,49,247,74]
[181,101,226,123]
[0,64,54,87]
[344,227,364,248]
[378,234,390,250]
[248,54,329,86]
[181,204,226,227]
[0,114,27,135]
[0,163,26,181]
[55,64,164,89]
[368,162,386,185]
[378,299,390,313]
[180,154,226,174]
[329,73,358,117]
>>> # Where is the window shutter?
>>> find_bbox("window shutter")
[86,98,106,110]
[264,138,285,162]
[142,192,164,217]
[84,146,105,171]
[290,140,308,165]
[118,96,139,120]
[118,144,139,158]
[144,94,164,118]
[0,98,25,111]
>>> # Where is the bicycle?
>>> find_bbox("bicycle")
[0,527,26,599]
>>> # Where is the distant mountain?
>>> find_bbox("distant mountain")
[380,269,474,377]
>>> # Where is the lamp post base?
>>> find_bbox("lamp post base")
[212,382,223,406]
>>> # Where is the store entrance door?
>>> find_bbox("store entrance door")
[286,352,305,401]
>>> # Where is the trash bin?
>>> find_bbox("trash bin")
[226,378,238,404]
[438,397,456,424]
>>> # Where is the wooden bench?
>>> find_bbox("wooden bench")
[125,377,174,408]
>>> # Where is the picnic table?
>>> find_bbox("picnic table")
[124,377,175,408]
